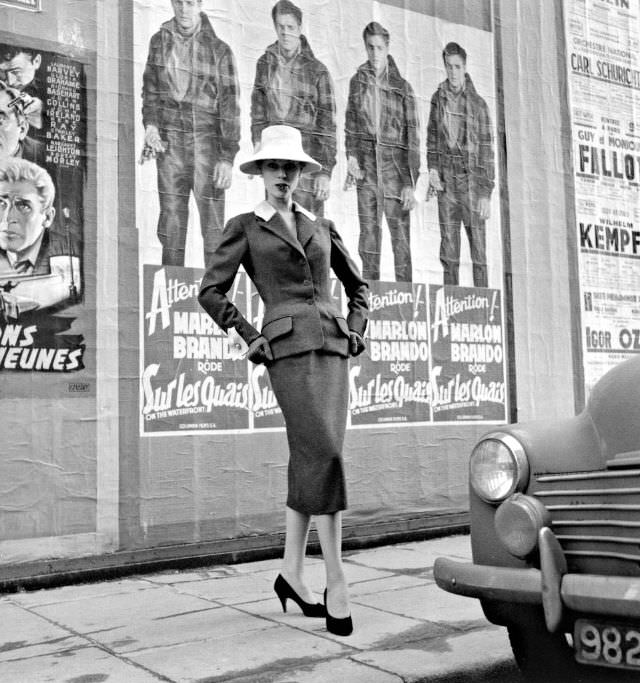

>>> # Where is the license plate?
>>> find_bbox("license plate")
[575,618,640,670]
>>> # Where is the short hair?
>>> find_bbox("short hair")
[0,158,55,210]
[442,42,467,63]
[363,21,390,45]
[272,0,302,26]
[0,81,28,126]
[0,44,39,63]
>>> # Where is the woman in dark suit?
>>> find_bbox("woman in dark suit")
[199,125,368,636]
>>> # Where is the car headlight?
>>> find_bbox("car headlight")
[469,432,529,503]
[495,493,550,558]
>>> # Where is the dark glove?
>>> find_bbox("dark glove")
[349,330,366,357]
[247,335,273,364]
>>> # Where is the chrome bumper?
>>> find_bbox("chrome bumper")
[434,527,640,632]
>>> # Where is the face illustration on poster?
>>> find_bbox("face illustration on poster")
[0,158,81,316]
[0,82,44,165]
[0,47,41,90]
[170,0,202,33]
[365,33,389,76]
[273,8,302,58]
[0,88,29,158]
[0,168,55,254]
[444,53,466,92]
[0,44,44,134]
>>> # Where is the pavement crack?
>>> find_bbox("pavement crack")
[5,603,176,682]
[152,606,220,620]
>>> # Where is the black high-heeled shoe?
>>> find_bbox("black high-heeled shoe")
[324,588,353,636]
[274,574,326,618]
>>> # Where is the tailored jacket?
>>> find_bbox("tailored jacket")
[198,201,368,361]
[345,55,420,189]
[426,73,495,199]
[141,12,241,163]
[251,37,337,177]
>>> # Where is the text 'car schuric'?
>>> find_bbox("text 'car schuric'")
[434,355,640,681]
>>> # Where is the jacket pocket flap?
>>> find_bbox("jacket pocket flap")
[335,316,350,337]
[262,316,293,341]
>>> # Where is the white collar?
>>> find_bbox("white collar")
[254,199,316,222]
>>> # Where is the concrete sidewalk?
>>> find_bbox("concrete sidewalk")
[0,534,520,682]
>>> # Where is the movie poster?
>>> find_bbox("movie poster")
[564,0,640,394]
[133,0,506,435]
[0,36,90,392]
[349,281,431,425]
[141,265,251,433]
[429,285,507,422]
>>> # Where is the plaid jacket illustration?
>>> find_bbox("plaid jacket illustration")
[141,12,240,164]
[426,73,494,198]
[345,55,420,188]
[251,36,336,176]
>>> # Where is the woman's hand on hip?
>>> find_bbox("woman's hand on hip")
[349,331,366,357]
[247,335,274,364]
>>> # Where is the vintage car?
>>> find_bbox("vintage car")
[434,355,640,681]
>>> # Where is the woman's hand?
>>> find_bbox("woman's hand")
[349,331,366,357]
[247,335,274,364]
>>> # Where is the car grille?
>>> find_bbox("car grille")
[532,469,640,576]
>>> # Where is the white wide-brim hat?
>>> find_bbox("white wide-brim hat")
[239,124,322,175]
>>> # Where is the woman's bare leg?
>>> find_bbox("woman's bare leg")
[281,506,315,603]
[316,511,350,618]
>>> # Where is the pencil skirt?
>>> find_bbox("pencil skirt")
[267,350,349,515]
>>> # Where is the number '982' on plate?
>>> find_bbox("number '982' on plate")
[575,619,640,670]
